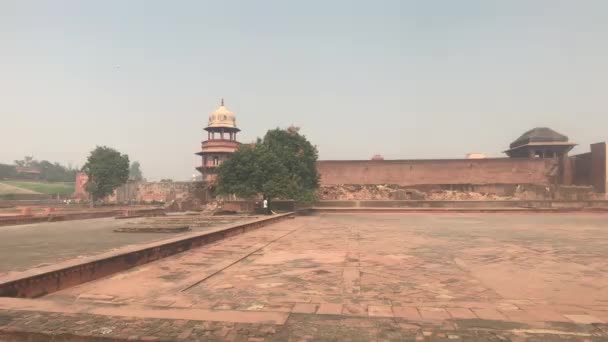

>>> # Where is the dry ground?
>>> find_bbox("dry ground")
[1,213,608,340]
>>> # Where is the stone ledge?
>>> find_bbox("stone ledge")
[114,224,191,233]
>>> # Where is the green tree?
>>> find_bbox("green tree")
[129,161,144,181]
[216,127,319,212]
[0,164,17,180]
[14,156,34,167]
[13,156,77,182]
[82,146,130,203]
[37,160,77,182]
[262,127,320,202]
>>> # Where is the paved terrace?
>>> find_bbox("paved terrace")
[1,213,608,340]
[0,215,253,274]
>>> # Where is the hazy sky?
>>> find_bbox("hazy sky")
[1,1,607,180]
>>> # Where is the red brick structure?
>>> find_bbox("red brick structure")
[317,127,607,194]
[73,172,89,201]
[317,158,558,186]
[14,166,41,180]
[195,99,240,183]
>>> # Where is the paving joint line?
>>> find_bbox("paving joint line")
[180,225,302,292]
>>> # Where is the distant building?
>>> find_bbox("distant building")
[15,166,41,180]
[371,154,384,161]
[195,99,241,183]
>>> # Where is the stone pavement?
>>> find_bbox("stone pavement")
[0,215,250,274]
[1,213,608,340]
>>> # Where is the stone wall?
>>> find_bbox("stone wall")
[112,181,201,204]
[570,152,592,186]
[590,142,608,193]
[317,184,597,201]
[317,158,559,186]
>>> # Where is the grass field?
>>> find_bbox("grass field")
[0,182,41,195]
[2,181,75,197]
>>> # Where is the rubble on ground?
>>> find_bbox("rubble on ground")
[317,185,513,201]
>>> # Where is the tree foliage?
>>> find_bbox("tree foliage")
[14,156,34,167]
[0,164,17,180]
[217,127,319,203]
[129,161,144,181]
[12,156,78,182]
[82,146,130,202]
[37,160,78,182]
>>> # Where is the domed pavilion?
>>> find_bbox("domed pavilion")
[195,99,241,183]
[504,127,576,158]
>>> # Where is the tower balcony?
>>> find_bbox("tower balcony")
[197,139,240,155]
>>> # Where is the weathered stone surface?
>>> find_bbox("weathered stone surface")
[2,213,608,340]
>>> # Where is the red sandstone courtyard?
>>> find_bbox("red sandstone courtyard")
[1,212,608,340]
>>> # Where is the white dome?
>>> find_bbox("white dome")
[207,100,237,129]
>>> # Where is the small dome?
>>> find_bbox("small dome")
[466,153,486,159]
[371,154,384,160]
[208,99,237,129]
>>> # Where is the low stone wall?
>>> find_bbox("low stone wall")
[222,200,256,212]
[0,213,294,298]
[112,181,198,203]
[222,200,298,213]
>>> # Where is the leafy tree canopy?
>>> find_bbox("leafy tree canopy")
[129,161,144,181]
[82,146,130,202]
[12,156,78,182]
[0,163,17,180]
[217,127,319,203]
[14,156,34,167]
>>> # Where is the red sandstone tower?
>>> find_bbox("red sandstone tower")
[195,99,240,183]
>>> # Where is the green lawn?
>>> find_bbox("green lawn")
[0,182,40,195]
[3,181,75,197]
